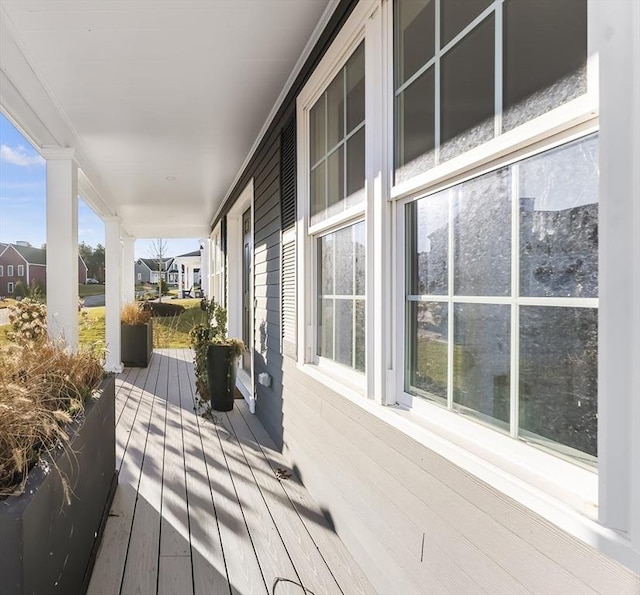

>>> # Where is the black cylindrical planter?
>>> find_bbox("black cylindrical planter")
[206,344,236,412]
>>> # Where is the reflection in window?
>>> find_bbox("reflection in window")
[393,0,588,183]
[519,135,598,298]
[520,306,597,458]
[503,0,587,132]
[310,43,365,225]
[405,134,598,463]
[318,222,366,372]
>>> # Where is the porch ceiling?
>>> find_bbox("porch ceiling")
[0,0,331,238]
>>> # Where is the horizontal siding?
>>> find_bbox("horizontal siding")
[280,359,640,595]
[251,132,283,447]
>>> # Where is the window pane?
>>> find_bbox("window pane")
[335,225,354,296]
[520,135,598,298]
[354,222,366,295]
[454,168,511,296]
[441,0,493,47]
[407,301,448,402]
[310,161,326,218]
[503,0,587,132]
[316,222,365,372]
[346,43,365,134]
[396,67,435,181]
[453,303,510,429]
[395,0,435,87]
[335,299,354,367]
[346,126,365,198]
[318,298,334,359]
[407,190,449,295]
[326,73,345,151]
[327,145,345,208]
[310,95,326,165]
[319,233,334,295]
[440,15,495,162]
[355,300,366,372]
[519,306,597,460]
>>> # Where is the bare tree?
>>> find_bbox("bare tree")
[148,238,168,302]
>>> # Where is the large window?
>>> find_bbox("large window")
[405,134,598,464]
[308,42,366,374]
[394,0,588,182]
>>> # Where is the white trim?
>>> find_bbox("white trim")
[595,0,640,564]
[7,281,14,294]
[211,0,343,227]
[17,264,24,277]
[7,265,14,277]
[226,180,255,413]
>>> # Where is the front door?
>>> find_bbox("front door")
[242,208,252,373]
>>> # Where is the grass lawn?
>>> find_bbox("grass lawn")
[79,284,105,297]
[1,298,205,350]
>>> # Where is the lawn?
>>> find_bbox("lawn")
[1,298,206,350]
[78,284,105,297]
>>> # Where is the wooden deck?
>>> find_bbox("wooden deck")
[88,349,374,595]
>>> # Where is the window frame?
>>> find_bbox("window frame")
[7,282,14,294]
[390,0,599,203]
[297,0,382,394]
[7,265,13,277]
[17,264,24,277]
[0,265,3,277]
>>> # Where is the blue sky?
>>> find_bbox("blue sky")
[0,112,199,259]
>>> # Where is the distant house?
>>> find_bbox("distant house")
[135,257,177,285]
[0,242,88,295]
[173,250,202,295]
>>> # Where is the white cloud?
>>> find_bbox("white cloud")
[0,144,45,166]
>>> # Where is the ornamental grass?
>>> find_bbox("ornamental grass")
[121,302,152,325]
[0,299,104,498]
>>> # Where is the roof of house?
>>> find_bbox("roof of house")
[138,257,174,272]
[0,243,88,268]
[176,250,201,258]
[12,244,47,265]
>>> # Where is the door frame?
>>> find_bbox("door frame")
[226,179,255,413]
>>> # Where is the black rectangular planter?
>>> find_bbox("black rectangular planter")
[0,376,117,595]
[121,322,153,367]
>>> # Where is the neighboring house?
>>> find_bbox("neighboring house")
[173,250,202,295]
[134,257,176,285]
[0,242,87,294]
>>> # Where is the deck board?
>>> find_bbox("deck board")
[89,349,371,595]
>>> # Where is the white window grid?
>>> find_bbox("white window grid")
[309,44,366,227]
[316,222,366,372]
[400,129,599,465]
[7,282,14,294]
[0,265,3,277]
[17,264,24,277]
[7,265,13,276]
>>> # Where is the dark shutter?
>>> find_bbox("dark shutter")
[281,241,297,359]
[280,116,296,231]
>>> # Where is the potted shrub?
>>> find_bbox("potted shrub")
[121,302,153,367]
[190,299,243,412]
[0,299,115,595]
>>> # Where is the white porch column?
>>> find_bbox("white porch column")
[104,217,123,372]
[201,238,211,297]
[43,148,79,349]
[122,234,135,304]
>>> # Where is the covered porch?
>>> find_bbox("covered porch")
[88,348,372,595]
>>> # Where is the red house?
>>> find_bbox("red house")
[0,243,87,296]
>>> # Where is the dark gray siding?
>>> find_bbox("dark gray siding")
[252,134,285,444]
